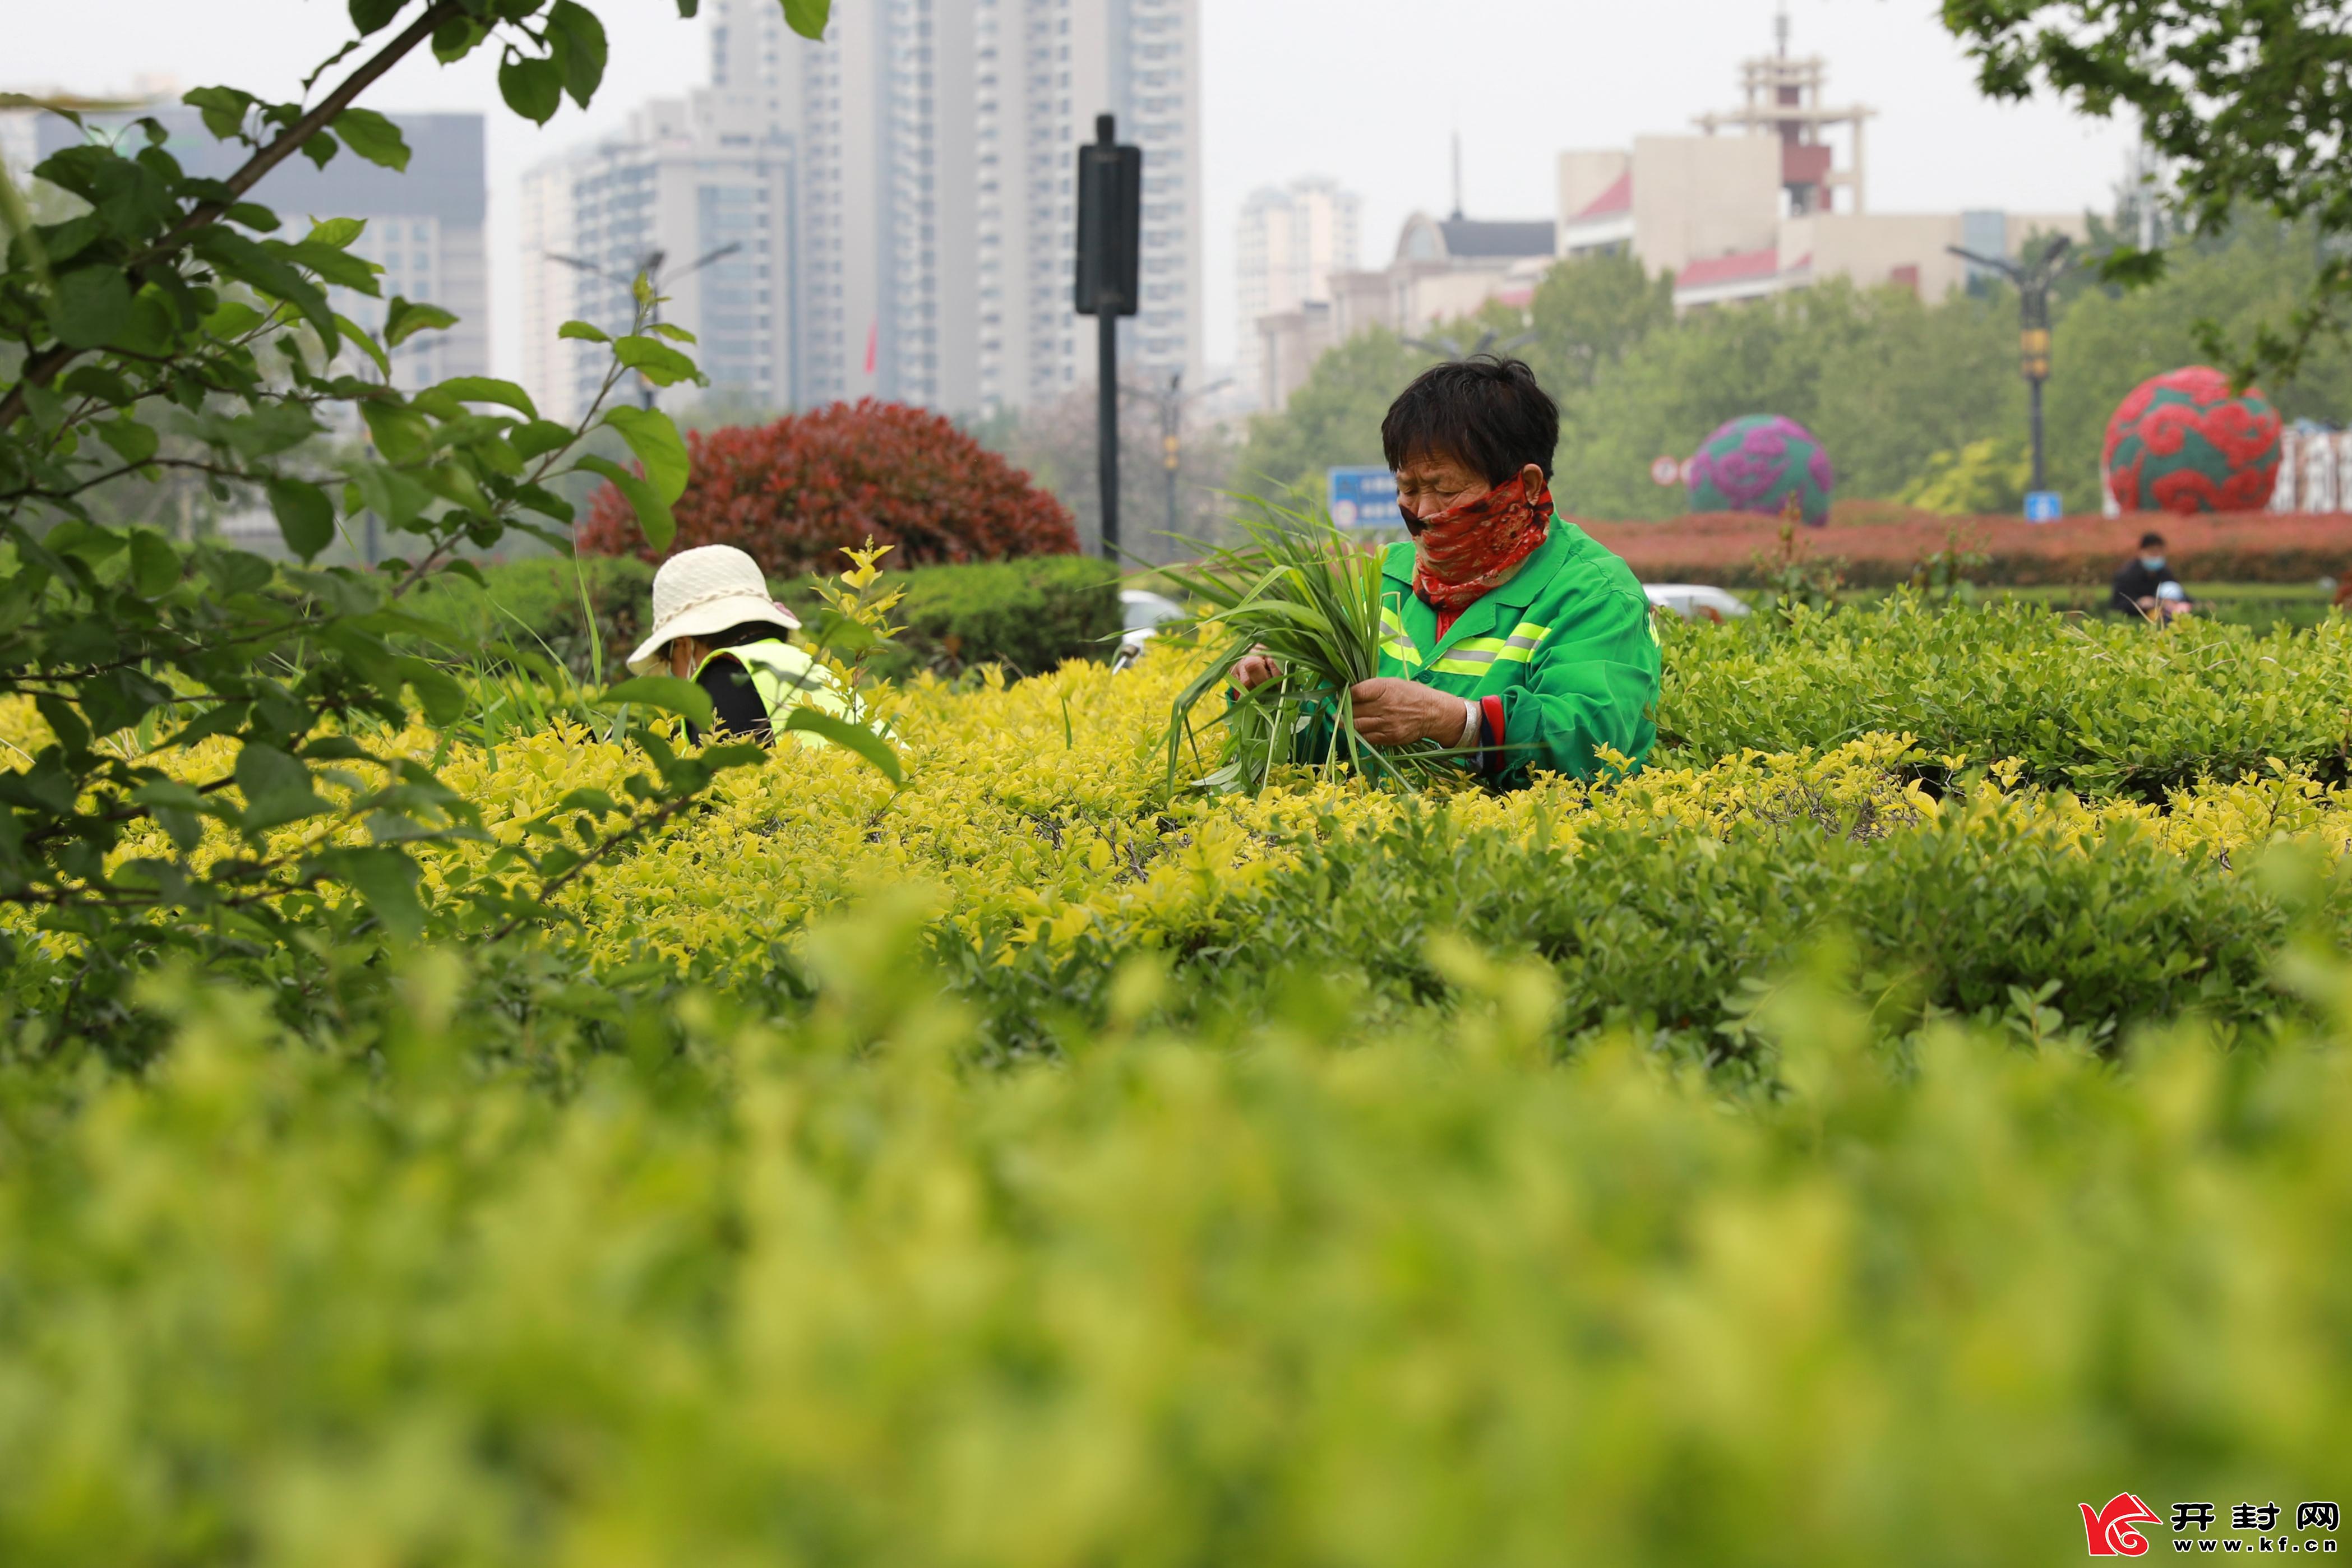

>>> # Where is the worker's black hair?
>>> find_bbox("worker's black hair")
[2138,530,2168,549]
[1380,355,1559,484]
[703,618,793,649]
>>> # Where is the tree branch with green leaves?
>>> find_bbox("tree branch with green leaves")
[0,0,837,1037]
[1942,0,2352,384]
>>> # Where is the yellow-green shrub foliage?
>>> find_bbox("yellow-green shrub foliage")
[1,916,2345,1564]
[6,603,2352,1558]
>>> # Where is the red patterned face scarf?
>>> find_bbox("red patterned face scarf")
[1404,475,1553,614]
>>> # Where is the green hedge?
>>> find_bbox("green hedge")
[2,910,2345,1563]
[1660,598,2352,796]
[405,553,1117,681]
[781,553,1121,681]
[403,556,654,679]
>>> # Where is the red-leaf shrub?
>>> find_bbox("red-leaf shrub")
[1586,510,2352,588]
[578,399,1079,571]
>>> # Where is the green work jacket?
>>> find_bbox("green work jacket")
[1373,519,1661,787]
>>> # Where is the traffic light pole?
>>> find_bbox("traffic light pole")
[1098,312,1120,559]
[1074,114,1142,562]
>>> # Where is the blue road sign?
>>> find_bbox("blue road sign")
[2024,490,2063,522]
[1327,466,1399,529]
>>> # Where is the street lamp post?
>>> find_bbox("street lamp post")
[1946,234,2074,510]
[545,242,743,409]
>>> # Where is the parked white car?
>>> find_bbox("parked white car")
[1643,583,1751,623]
[1113,589,1190,671]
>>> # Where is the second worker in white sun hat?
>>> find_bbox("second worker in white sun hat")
[624,544,852,746]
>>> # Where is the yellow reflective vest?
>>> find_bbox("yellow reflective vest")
[692,639,854,748]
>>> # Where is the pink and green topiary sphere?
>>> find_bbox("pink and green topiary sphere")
[2103,366,2282,515]
[1687,414,1835,527]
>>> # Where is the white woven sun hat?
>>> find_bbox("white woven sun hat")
[625,544,801,676]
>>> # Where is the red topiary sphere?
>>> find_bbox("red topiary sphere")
[577,399,1079,571]
[2103,366,2283,515]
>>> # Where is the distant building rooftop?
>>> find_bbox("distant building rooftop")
[1573,171,1633,221]
[1436,216,1558,258]
[1398,211,1558,265]
[1675,247,1782,290]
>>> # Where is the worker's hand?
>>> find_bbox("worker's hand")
[1232,650,1282,690]
[1348,677,1468,748]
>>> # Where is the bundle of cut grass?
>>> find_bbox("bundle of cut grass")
[1158,501,1461,795]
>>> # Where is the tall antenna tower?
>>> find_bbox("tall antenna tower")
[1449,129,1463,220]
[1694,6,1875,215]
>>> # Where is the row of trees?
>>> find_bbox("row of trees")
[1240,220,2352,521]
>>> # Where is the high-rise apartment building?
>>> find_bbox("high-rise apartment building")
[520,96,796,425]
[520,0,1201,422]
[1235,177,1360,409]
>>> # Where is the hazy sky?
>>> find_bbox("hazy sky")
[9,0,2136,380]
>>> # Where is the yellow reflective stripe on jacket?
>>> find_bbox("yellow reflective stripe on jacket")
[1379,599,1421,668]
[1427,620,1550,677]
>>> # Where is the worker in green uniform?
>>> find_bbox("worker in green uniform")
[1234,355,1661,787]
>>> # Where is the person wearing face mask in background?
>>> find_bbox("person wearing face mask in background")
[2110,531,2185,618]
[1231,357,1661,787]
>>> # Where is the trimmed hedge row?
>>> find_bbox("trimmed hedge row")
[1588,510,2352,588]
[1658,598,2352,795]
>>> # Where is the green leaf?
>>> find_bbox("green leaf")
[574,454,674,552]
[613,334,703,387]
[676,0,698,15]
[269,237,378,293]
[204,298,267,337]
[61,364,136,405]
[647,321,697,344]
[267,478,337,561]
[432,15,486,63]
[299,126,341,169]
[334,313,393,377]
[546,1,609,108]
[784,707,903,784]
[47,266,131,349]
[498,54,563,125]
[803,608,877,658]
[398,659,468,725]
[234,743,328,836]
[433,376,538,418]
[599,675,714,732]
[385,295,459,346]
[307,216,367,248]
[195,228,338,352]
[349,0,409,35]
[603,405,691,505]
[331,107,410,172]
[781,0,830,40]
[510,419,575,460]
[558,319,609,343]
[317,845,426,940]
[182,85,256,141]
[96,418,160,466]
[128,529,181,598]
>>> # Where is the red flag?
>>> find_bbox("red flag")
[864,318,878,376]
